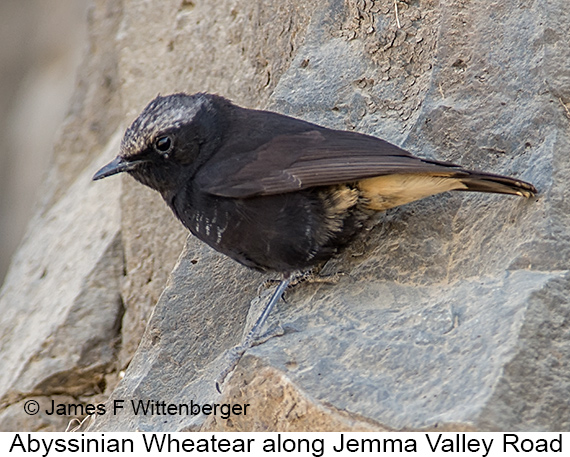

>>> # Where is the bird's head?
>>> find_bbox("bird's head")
[93,92,227,197]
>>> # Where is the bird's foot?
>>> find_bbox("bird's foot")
[216,324,299,393]
[292,269,345,285]
[215,323,298,392]
[216,277,290,392]
[256,268,342,296]
[215,345,246,393]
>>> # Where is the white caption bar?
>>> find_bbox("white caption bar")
[1,432,565,456]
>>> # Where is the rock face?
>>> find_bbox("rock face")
[0,135,124,432]
[0,0,89,283]
[1,0,569,431]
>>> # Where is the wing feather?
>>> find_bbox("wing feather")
[197,126,462,198]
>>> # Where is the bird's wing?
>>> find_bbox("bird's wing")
[197,127,464,198]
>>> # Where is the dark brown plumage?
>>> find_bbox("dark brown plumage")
[93,92,536,273]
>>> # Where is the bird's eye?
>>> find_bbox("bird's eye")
[155,136,172,156]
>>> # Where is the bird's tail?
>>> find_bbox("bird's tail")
[358,170,536,212]
[454,172,537,198]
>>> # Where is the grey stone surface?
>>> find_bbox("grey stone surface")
[85,238,266,432]
[0,133,124,431]
[2,0,569,432]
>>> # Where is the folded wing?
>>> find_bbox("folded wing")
[197,126,535,199]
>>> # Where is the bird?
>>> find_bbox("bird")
[93,92,537,387]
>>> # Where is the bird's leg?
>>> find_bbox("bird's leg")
[216,275,291,392]
[243,275,291,348]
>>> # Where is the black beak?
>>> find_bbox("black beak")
[93,156,137,181]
